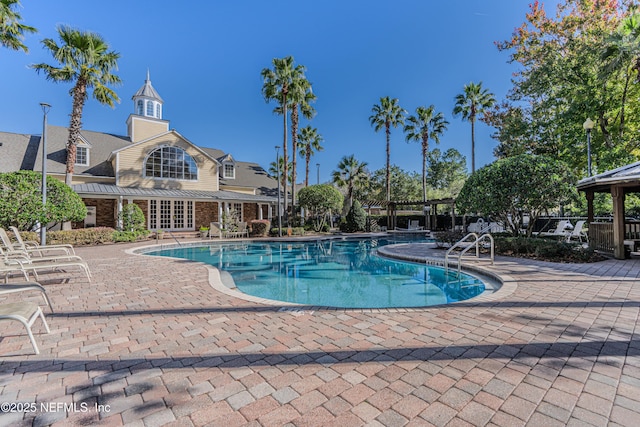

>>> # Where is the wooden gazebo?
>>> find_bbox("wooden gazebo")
[576,161,640,259]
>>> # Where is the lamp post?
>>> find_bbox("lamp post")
[40,103,51,246]
[583,117,594,177]
[275,146,282,237]
[316,163,320,185]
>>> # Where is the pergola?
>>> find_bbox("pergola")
[358,198,456,230]
[576,161,640,259]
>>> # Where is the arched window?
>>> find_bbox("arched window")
[156,104,161,118]
[144,146,198,180]
[137,100,144,115]
[146,100,154,116]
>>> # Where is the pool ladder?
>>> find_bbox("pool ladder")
[444,232,494,276]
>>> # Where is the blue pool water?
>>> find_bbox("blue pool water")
[147,237,486,308]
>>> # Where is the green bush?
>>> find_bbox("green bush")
[0,171,86,230]
[344,200,367,232]
[434,230,465,247]
[494,236,604,262]
[118,204,146,232]
[112,230,139,242]
[250,220,270,237]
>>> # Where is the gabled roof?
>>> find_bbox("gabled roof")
[108,129,220,166]
[0,126,130,177]
[576,161,640,193]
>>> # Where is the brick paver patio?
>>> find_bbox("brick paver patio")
[1,239,639,426]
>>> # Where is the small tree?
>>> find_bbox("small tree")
[118,204,146,232]
[456,154,576,237]
[298,184,343,232]
[0,171,86,230]
[344,200,367,232]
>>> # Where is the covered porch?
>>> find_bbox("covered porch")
[576,161,640,259]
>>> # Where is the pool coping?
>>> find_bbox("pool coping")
[128,238,517,312]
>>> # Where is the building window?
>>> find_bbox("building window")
[144,146,198,180]
[233,203,242,220]
[76,146,89,166]
[146,100,154,116]
[223,163,235,179]
[137,100,144,115]
[156,104,161,118]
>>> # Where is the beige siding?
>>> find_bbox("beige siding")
[221,186,256,195]
[116,133,219,191]
[127,115,169,143]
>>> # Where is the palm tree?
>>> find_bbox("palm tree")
[452,81,495,173]
[286,71,315,212]
[298,126,324,187]
[261,56,302,217]
[332,154,369,214]
[369,97,406,202]
[269,156,293,188]
[32,26,121,185]
[404,105,449,202]
[0,0,36,53]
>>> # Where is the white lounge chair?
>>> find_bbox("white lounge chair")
[1,252,92,283]
[540,220,572,237]
[9,226,76,256]
[0,301,50,354]
[0,240,85,265]
[0,282,54,313]
[567,220,588,242]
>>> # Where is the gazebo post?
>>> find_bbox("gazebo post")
[450,202,456,232]
[612,185,626,259]
[585,190,594,224]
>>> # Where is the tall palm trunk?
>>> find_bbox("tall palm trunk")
[304,149,311,187]
[421,135,428,202]
[385,122,391,202]
[66,79,87,185]
[290,104,299,215]
[470,116,476,173]
[281,89,288,219]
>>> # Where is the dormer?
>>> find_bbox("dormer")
[219,154,236,179]
[75,136,92,166]
[126,71,169,143]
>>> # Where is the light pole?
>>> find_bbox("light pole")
[275,146,282,237]
[583,117,594,177]
[40,103,51,246]
[316,163,320,185]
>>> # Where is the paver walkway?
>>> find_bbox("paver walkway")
[0,239,639,426]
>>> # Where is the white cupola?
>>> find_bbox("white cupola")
[132,69,163,119]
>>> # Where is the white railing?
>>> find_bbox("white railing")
[444,232,494,275]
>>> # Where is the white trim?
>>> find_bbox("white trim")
[143,144,199,181]
[75,145,90,166]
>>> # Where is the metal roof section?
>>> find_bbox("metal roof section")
[577,161,640,192]
[132,70,163,102]
[72,183,277,203]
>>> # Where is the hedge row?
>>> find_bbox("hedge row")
[17,227,150,246]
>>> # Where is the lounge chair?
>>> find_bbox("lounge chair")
[0,239,85,265]
[9,226,76,256]
[539,220,572,237]
[567,220,588,242]
[0,282,54,312]
[236,222,249,238]
[1,252,92,282]
[0,301,50,354]
[209,222,222,239]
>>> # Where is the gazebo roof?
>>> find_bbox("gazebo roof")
[576,161,640,193]
[358,198,455,208]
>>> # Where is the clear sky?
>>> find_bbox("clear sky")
[1,0,561,183]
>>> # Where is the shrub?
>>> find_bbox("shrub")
[434,230,465,247]
[0,171,86,230]
[250,220,270,237]
[118,204,146,232]
[344,200,367,232]
[494,236,604,262]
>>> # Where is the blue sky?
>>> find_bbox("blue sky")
[1,0,560,183]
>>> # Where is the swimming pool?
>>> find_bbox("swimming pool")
[147,237,486,308]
